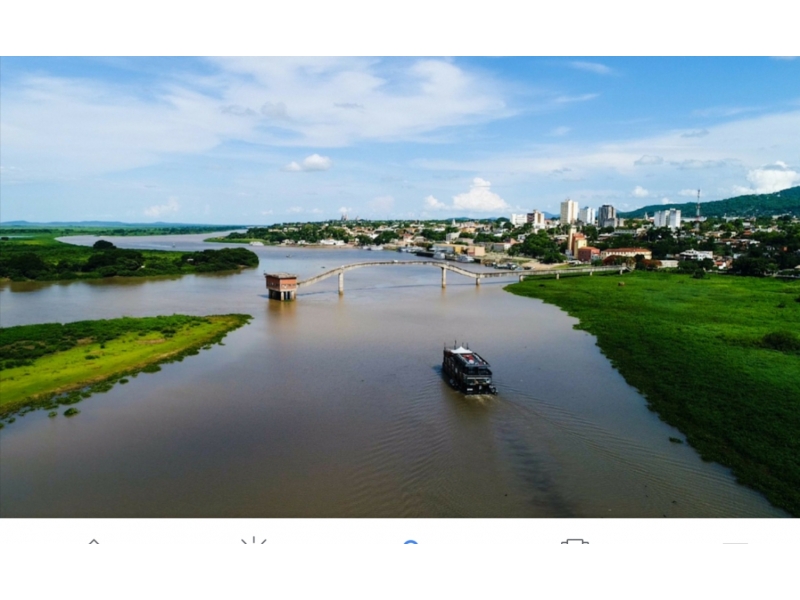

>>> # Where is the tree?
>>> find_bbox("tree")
[93,240,116,250]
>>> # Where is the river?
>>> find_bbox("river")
[0,234,786,517]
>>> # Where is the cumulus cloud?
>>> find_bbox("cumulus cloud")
[283,154,332,172]
[679,189,699,197]
[661,197,672,205]
[568,61,614,75]
[425,178,510,214]
[634,155,664,166]
[424,195,448,211]
[144,197,179,218]
[338,206,353,215]
[632,185,649,198]
[734,162,800,194]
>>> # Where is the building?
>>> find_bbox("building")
[570,233,587,256]
[577,246,600,263]
[466,246,485,258]
[653,208,682,230]
[527,210,546,230]
[578,206,595,225]
[510,213,528,227]
[679,249,714,261]
[560,199,578,225]
[445,232,460,242]
[265,273,298,301]
[598,204,617,228]
[599,248,652,261]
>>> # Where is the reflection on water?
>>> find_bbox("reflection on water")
[0,235,787,517]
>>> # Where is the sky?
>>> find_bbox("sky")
[1,56,799,224]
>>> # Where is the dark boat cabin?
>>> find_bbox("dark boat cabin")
[442,345,497,395]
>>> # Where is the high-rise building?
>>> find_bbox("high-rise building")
[598,204,617,228]
[560,199,578,225]
[653,208,681,230]
[510,213,527,227]
[527,210,546,230]
[578,206,596,225]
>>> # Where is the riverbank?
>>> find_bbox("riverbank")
[0,233,258,282]
[0,314,251,423]
[505,271,800,516]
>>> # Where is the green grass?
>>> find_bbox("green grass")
[505,271,800,516]
[0,232,258,282]
[0,314,251,421]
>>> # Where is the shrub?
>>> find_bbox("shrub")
[63,408,80,417]
[761,331,800,352]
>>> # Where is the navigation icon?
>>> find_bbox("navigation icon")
[89,539,99,545]
[561,539,589,545]
[404,540,418,545]
[241,536,267,545]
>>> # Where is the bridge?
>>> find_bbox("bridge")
[288,261,630,295]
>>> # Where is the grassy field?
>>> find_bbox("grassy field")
[0,314,251,422]
[505,271,800,516]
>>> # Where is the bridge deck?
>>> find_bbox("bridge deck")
[292,261,628,287]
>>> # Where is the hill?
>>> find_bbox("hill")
[619,186,800,219]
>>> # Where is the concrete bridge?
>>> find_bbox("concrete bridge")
[292,261,630,295]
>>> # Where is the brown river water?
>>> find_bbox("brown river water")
[0,234,786,517]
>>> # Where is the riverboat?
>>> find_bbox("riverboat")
[442,344,497,395]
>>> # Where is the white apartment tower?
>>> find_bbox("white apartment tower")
[560,199,578,225]
[578,206,596,225]
[653,208,682,230]
[510,213,528,227]
[527,210,546,230]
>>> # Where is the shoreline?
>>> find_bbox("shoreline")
[505,271,800,516]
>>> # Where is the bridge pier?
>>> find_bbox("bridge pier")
[338,272,344,295]
[519,275,524,282]
[475,277,480,286]
[441,267,446,288]
[590,270,593,276]
[619,268,623,275]
[556,273,560,280]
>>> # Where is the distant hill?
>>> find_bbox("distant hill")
[619,186,800,219]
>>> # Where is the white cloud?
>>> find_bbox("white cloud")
[736,162,800,194]
[568,61,614,75]
[679,189,699,197]
[634,155,664,166]
[632,185,649,198]
[369,195,395,212]
[338,206,353,214]
[424,195,448,211]
[144,197,179,218]
[426,178,510,213]
[282,154,332,172]
[549,126,571,136]
[661,197,671,205]
[681,129,709,138]
[554,93,599,104]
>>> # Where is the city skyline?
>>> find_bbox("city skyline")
[1,57,798,224]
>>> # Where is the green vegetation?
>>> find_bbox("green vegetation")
[506,271,800,515]
[620,185,800,219]
[0,313,251,421]
[0,233,258,282]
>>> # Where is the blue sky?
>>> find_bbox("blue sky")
[1,56,798,223]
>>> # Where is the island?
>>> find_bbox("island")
[0,313,251,423]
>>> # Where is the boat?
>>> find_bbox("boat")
[456,254,474,263]
[433,252,446,260]
[442,344,497,395]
